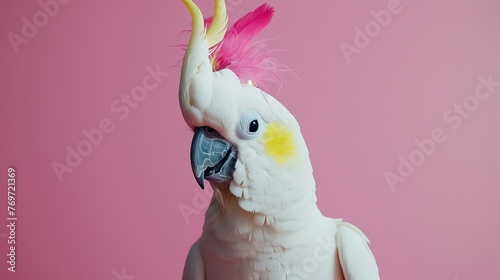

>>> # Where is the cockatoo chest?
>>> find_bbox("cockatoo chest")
[199,217,344,280]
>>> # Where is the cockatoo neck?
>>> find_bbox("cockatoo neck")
[203,171,323,243]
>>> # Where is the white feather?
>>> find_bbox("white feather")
[337,222,380,280]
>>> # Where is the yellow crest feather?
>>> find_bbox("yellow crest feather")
[206,0,228,48]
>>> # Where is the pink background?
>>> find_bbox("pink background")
[1,0,499,279]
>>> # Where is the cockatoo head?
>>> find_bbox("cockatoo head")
[179,0,316,216]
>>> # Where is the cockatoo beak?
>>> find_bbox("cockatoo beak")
[190,127,237,189]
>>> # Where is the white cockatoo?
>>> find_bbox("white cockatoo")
[178,0,380,279]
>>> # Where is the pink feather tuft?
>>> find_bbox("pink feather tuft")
[207,3,282,93]
[231,4,274,38]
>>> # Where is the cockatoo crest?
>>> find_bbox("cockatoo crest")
[205,3,280,92]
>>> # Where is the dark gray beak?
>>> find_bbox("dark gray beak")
[190,127,237,189]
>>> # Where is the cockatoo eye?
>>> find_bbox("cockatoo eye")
[237,110,263,140]
[249,120,259,132]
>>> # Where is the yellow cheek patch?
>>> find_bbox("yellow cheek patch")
[262,122,296,164]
